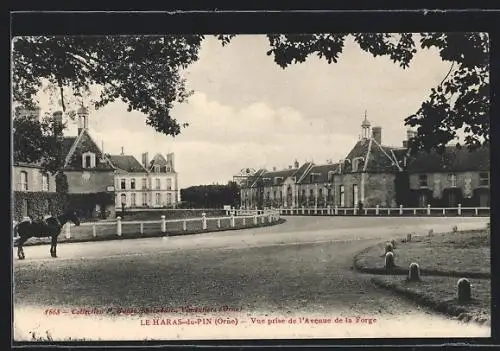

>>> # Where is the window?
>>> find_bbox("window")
[167,178,172,190]
[154,165,160,173]
[327,171,334,182]
[20,171,28,191]
[142,178,147,189]
[273,190,276,199]
[82,152,96,168]
[353,184,359,206]
[131,178,136,189]
[318,188,323,199]
[120,194,126,206]
[479,172,490,186]
[142,192,148,206]
[339,185,345,207]
[131,193,136,207]
[418,174,428,187]
[352,157,363,172]
[155,193,160,205]
[42,173,49,191]
[120,178,126,190]
[167,193,172,205]
[327,188,332,201]
[266,191,270,200]
[448,173,457,187]
[155,178,161,190]
[309,189,314,198]
[166,166,171,172]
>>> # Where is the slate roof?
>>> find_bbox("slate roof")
[406,145,490,173]
[107,155,148,173]
[62,130,114,171]
[257,168,298,187]
[149,153,169,169]
[300,163,339,184]
[340,137,402,173]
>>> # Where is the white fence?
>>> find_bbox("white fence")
[61,209,280,240]
[277,204,490,217]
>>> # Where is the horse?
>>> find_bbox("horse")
[13,210,81,260]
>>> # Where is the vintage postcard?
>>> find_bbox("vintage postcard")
[11,31,490,342]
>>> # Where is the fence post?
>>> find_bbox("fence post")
[261,214,265,224]
[161,215,166,233]
[65,222,71,239]
[92,224,96,238]
[413,208,417,215]
[387,208,391,215]
[217,218,221,228]
[458,204,462,216]
[475,208,478,216]
[442,208,446,216]
[399,205,403,215]
[268,213,272,222]
[427,204,431,216]
[140,222,144,235]
[183,220,187,231]
[200,213,207,230]
[253,215,258,225]
[302,206,305,215]
[364,208,368,215]
[327,205,331,215]
[230,214,235,228]
[116,217,122,237]
[353,207,357,215]
[334,206,338,215]
[376,205,379,215]
[243,217,246,226]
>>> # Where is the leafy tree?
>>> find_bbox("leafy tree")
[13,109,66,174]
[13,33,489,161]
[219,33,489,154]
[180,183,241,208]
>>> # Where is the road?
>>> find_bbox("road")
[13,216,490,340]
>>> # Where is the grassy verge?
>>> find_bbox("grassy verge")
[371,275,490,326]
[16,218,286,247]
[354,229,490,278]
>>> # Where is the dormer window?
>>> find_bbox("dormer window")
[82,152,96,169]
[154,165,161,173]
[352,157,364,172]
[273,177,283,185]
[327,171,335,182]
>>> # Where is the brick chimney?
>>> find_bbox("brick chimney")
[121,147,124,155]
[141,152,149,169]
[294,160,299,168]
[272,166,277,171]
[372,126,382,144]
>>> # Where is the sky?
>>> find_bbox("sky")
[30,34,452,189]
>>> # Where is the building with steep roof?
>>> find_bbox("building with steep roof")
[107,150,179,209]
[239,115,490,210]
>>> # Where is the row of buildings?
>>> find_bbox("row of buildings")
[12,106,180,221]
[237,116,490,210]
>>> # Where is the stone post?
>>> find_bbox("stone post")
[116,217,122,237]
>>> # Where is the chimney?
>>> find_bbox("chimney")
[52,111,63,135]
[294,160,299,168]
[121,147,124,155]
[166,153,175,171]
[288,165,292,169]
[77,106,89,134]
[141,152,149,169]
[372,126,382,144]
[272,166,277,171]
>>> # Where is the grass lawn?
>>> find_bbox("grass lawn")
[355,229,490,276]
[371,275,490,326]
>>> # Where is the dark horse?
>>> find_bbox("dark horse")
[13,210,80,260]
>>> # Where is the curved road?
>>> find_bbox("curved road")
[13,216,490,340]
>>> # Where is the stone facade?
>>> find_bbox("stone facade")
[239,116,490,209]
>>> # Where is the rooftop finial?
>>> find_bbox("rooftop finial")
[361,110,371,139]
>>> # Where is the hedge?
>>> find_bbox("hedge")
[13,191,67,222]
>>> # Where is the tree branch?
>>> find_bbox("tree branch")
[440,61,455,86]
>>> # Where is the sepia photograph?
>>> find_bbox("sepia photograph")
[11,31,491,342]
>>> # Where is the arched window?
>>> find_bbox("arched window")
[120,193,127,206]
[19,171,28,191]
